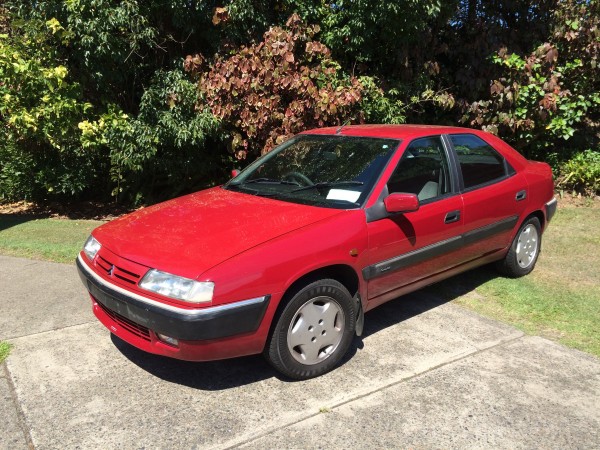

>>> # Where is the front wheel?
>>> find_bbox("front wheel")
[265,279,356,380]
[496,217,542,277]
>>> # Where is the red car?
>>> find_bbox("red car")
[77,125,556,379]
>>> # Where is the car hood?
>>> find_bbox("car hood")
[93,187,343,279]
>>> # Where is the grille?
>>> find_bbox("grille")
[96,255,141,285]
[97,301,151,342]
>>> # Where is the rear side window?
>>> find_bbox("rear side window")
[450,134,507,189]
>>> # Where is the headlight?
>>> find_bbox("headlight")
[139,269,214,304]
[83,236,102,261]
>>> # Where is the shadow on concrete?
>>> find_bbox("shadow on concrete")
[111,334,274,389]
[113,266,500,390]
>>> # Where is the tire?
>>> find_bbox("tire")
[496,217,542,278]
[265,279,356,380]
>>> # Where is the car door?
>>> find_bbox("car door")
[364,135,464,307]
[447,133,528,261]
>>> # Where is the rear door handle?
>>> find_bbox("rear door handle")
[444,210,460,224]
[516,190,527,201]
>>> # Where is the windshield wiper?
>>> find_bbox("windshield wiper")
[291,181,364,193]
[230,177,300,186]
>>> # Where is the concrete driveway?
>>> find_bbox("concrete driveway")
[1,254,598,449]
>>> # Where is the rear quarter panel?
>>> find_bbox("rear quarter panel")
[478,132,554,230]
[523,161,555,228]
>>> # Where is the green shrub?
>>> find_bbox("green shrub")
[558,150,600,196]
[0,143,35,201]
[0,17,104,202]
[358,76,406,124]
[0,141,99,202]
[80,68,224,205]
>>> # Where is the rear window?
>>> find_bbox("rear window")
[450,134,507,189]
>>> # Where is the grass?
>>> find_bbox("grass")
[426,206,600,357]
[0,215,103,363]
[0,203,598,358]
[0,341,11,363]
[0,216,104,264]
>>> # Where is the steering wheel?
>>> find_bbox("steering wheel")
[284,171,314,187]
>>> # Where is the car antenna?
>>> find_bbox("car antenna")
[336,118,352,135]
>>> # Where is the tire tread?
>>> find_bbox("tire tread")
[264,278,355,380]
[496,217,542,278]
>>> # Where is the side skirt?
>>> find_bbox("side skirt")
[364,249,506,312]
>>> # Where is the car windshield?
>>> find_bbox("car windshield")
[224,134,400,208]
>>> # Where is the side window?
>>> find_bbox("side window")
[387,136,451,202]
[450,134,507,189]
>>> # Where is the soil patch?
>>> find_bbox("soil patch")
[0,201,136,221]
[1,193,597,221]
[556,193,600,208]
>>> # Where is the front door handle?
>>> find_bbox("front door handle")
[444,210,460,224]
[516,190,527,201]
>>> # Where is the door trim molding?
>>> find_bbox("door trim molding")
[362,215,519,281]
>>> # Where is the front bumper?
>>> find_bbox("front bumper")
[76,255,270,342]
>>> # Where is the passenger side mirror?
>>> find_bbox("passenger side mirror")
[384,193,419,213]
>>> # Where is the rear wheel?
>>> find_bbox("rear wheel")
[265,279,356,380]
[496,217,541,277]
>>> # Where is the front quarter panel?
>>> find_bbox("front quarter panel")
[202,210,369,306]
[196,209,368,354]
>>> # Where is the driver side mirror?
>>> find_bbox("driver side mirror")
[384,193,419,214]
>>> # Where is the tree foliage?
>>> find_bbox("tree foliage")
[1,0,599,203]
[190,15,364,158]
[0,13,100,200]
[463,0,599,162]
[80,69,222,204]
[1,1,222,203]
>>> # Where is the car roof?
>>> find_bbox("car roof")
[302,124,485,140]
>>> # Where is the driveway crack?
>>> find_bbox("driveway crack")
[3,320,98,341]
[2,362,35,450]
[221,332,525,449]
